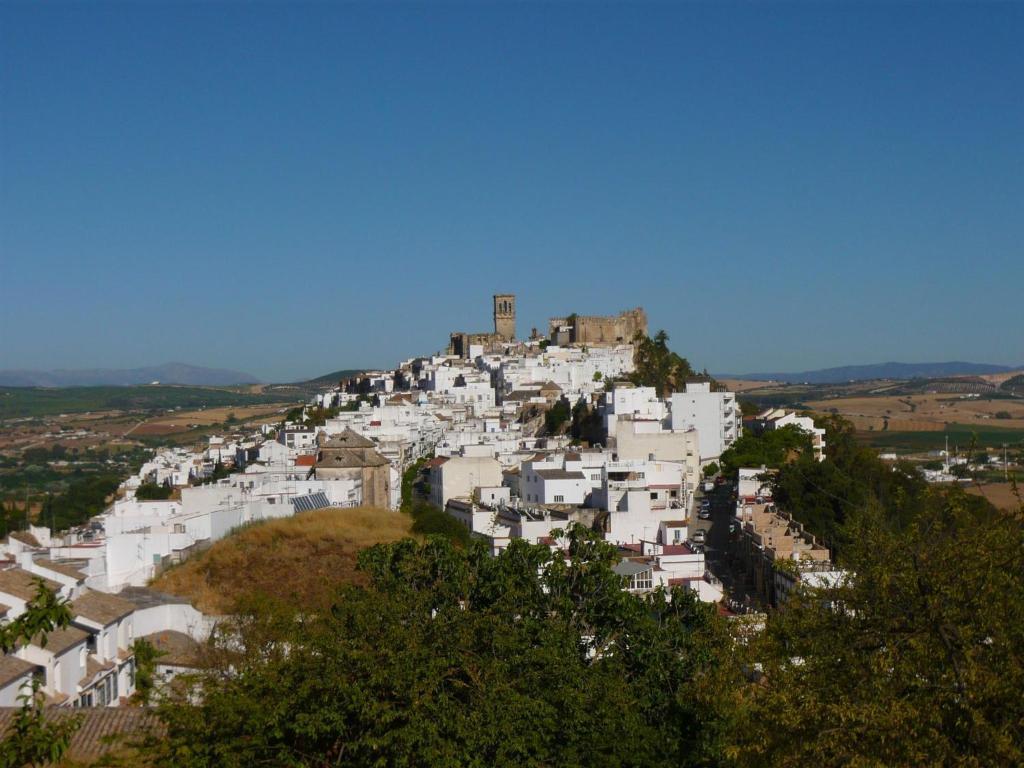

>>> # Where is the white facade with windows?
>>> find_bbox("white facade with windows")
[669,382,740,463]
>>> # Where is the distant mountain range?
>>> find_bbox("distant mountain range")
[721,361,1024,385]
[0,363,260,387]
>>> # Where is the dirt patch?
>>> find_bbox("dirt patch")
[150,507,414,614]
[966,482,1023,512]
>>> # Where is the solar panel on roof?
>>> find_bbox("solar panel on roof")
[291,491,331,513]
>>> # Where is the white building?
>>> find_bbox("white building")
[602,385,667,440]
[428,455,503,508]
[669,382,740,464]
[755,408,826,462]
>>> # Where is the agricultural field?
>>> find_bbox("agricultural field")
[0,388,306,456]
[0,384,301,419]
[859,424,1024,453]
[125,403,296,439]
[804,392,1024,431]
[729,372,1024,455]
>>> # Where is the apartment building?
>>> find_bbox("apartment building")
[669,382,740,464]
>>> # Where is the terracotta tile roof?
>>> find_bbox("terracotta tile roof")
[71,591,136,626]
[34,558,87,581]
[0,707,164,762]
[294,455,316,467]
[8,531,41,548]
[535,468,586,481]
[80,656,115,686]
[143,630,202,668]
[0,568,61,601]
[659,544,695,555]
[321,428,376,449]
[0,655,37,687]
[316,449,389,469]
[28,625,90,656]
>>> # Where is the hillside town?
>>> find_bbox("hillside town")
[0,295,838,710]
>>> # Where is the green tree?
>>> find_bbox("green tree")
[737,487,1024,767]
[628,330,713,397]
[408,499,471,545]
[148,528,740,767]
[131,638,165,706]
[136,481,172,501]
[717,424,811,480]
[544,398,572,435]
[0,581,82,768]
[770,415,929,554]
[48,474,121,531]
[206,461,231,483]
[570,400,604,445]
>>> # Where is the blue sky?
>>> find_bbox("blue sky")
[1,2,1021,381]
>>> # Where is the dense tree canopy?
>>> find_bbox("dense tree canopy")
[135,481,172,501]
[770,415,930,553]
[140,413,1024,768]
[739,487,1024,766]
[150,528,741,768]
[629,330,700,397]
[717,424,811,480]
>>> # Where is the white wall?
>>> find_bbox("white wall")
[0,674,33,706]
[669,383,739,462]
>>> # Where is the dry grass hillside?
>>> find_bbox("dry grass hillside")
[151,507,414,613]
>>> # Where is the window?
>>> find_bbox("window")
[630,571,653,591]
[673,529,681,543]
[554,495,564,503]
[650,492,658,500]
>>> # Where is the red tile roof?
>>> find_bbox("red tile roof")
[295,455,316,467]
[0,707,163,761]
[660,544,695,555]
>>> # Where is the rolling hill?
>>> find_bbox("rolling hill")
[299,368,365,385]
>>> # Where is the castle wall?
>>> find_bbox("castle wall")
[547,308,648,345]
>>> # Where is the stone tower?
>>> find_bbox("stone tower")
[493,293,516,341]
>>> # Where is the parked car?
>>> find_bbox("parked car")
[691,530,706,544]
[698,509,712,520]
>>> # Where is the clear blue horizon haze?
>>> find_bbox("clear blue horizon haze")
[1,2,1022,381]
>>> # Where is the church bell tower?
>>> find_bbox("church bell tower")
[493,294,516,341]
